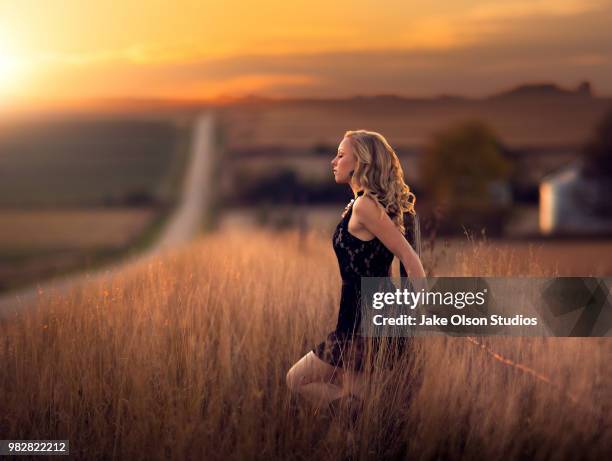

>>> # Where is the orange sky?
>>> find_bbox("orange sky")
[0,0,611,109]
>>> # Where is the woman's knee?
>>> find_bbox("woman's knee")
[286,362,305,393]
[286,352,341,393]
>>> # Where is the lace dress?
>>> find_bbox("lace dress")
[312,190,420,372]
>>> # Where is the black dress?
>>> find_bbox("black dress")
[312,190,419,372]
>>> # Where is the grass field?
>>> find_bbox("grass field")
[0,117,190,207]
[0,229,609,460]
[425,235,612,277]
[0,208,160,292]
[0,208,157,250]
[218,206,612,276]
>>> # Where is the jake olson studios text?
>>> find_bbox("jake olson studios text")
[371,314,539,327]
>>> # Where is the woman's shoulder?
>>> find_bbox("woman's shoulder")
[353,192,385,220]
[355,192,418,222]
[354,190,377,207]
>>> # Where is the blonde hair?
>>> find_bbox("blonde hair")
[344,129,416,234]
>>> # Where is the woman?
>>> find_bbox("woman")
[286,129,426,411]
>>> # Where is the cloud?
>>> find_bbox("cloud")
[147,1,612,98]
[9,0,612,102]
[469,0,601,21]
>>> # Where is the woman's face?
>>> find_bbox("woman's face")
[331,136,357,184]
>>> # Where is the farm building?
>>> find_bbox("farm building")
[539,162,612,235]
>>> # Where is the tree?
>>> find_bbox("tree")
[421,120,512,210]
[420,120,513,235]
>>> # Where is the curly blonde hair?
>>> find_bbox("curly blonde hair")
[344,129,416,234]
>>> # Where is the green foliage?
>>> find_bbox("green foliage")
[421,120,512,211]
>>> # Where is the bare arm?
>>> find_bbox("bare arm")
[352,195,427,290]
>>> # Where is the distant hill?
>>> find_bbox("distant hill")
[4,80,602,117]
[217,81,597,106]
[489,81,593,100]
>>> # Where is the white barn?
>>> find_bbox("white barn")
[539,162,612,235]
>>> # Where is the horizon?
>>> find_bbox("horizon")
[2,79,611,116]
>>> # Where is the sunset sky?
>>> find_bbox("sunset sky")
[0,0,611,108]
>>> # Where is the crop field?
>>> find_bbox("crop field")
[0,208,158,292]
[0,117,190,207]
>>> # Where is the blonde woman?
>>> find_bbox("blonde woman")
[286,130,426,412]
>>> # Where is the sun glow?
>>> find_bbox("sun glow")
[0,43,27,92]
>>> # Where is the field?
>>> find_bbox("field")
[0,117,189,207]
[0,208,158,292]
[0,208,158,249]
[219,96,612,149]
[0,117,191,293]
[0,229,609,460]
[426,236,612,277]
[218,206,612,276]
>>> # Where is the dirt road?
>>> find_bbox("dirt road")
[0,112,216,320]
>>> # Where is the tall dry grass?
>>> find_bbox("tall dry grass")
[0,229,610,460]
